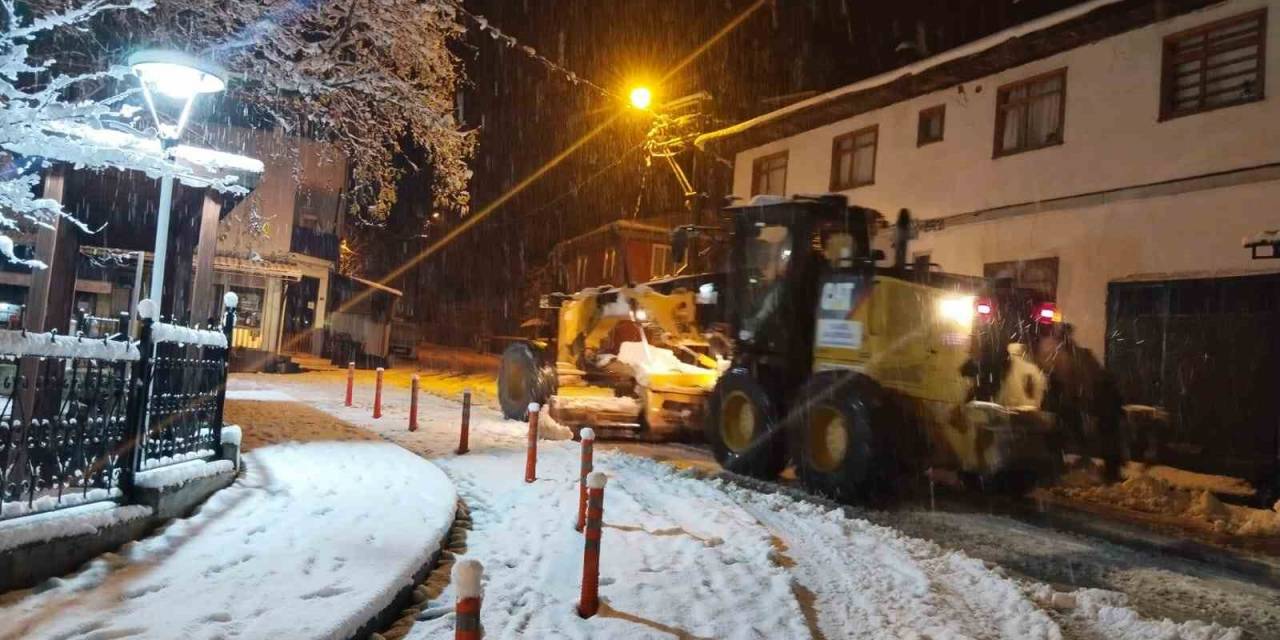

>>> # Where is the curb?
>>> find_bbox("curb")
[366,499,472,640]
[351,499,462,640]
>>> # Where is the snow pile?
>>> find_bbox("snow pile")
[132,459,235,489]
[0,441,456,640]
[0,501,151,553]
[220,424,243,447]
[0,329,139,361]
[535,405,575,440]
[148,321,228,348]
[138,448,217,470]
[0,488,122,520]
[1057,474,1280,537]
[617,341,709,386]
[1028,586,1242,640]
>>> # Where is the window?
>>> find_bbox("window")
[830,126,878,190]
[994,69,1067,157]
[293,184,340,233]
[602,248,616,280]
[751,151,788,196]
[917,105,945,146]
[984,257,1060,300]
[574,255,588,289]
[651,243,672,279]
[1160,9,1266,120]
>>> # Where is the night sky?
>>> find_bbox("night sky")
[376,0,1089,343]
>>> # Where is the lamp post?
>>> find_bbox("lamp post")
[128,49,227,312]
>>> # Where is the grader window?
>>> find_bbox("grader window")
[740,225,793,336]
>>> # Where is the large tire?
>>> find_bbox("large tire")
[791,372,897,502]
[498,343,553,420]
[705,369,788,479]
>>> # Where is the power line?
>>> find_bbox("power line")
[451,1,622,104]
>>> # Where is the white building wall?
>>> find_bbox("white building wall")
[730,0,1280,353]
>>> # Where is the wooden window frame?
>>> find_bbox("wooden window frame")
[651,243,671,279]
[917,105,946,146]
[1159,8,1267,121]
[751,150,789,196]
[993,67,1068,158]
[829,125,878,191]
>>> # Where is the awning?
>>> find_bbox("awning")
[214,256,303,281]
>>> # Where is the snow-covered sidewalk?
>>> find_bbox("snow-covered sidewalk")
[232,373,1244,640]
[0,431,455,639]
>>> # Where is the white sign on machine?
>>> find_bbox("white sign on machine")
[816,281,862,349]
[816,319,863,349]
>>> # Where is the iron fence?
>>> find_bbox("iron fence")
[0,335,138,521]
[0,301,235,522]
[135,315,232,471]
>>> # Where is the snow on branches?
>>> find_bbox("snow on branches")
[0,0,157,267]
[135,0,476,225]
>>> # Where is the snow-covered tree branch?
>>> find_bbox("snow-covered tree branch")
[0,0,156,267]
[128,0,475,225]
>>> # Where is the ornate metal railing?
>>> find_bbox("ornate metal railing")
[0,297,235,522]
[133,302,234,472]
[0,333,139,521]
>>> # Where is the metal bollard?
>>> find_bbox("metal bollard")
[344,361,355,407]
[409,374,420,431]
[457,389,471,454]
[577,471,608,618]
[575,428,596,532]
[373,367,384,419]
[453,558,483,640]
[524,402,540,483]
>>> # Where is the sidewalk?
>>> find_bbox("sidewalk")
[0,397,456,640]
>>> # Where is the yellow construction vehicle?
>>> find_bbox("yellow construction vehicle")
[679,194,1061,499]
[498,280,721,440]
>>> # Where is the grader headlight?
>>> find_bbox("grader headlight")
[938,295,977,327]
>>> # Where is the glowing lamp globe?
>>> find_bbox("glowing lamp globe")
[128,49,227,100]
[629,86,653,110]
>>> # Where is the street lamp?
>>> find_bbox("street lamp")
[629,86,653,110]
[128,49,226,311]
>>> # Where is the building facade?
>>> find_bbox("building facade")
[212,127,346,357]
[704,0,1280,483]
[709,0,1279,355]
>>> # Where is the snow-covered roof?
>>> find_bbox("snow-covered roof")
[3,120,264,194]
[696,0,1125,151]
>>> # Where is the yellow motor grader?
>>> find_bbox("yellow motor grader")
[497,280,721,441]
[680,194,1063,499]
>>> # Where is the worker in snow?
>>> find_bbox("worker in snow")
[1034,322,1124,483]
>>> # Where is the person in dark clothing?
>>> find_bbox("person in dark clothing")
[1034,323,1124,483]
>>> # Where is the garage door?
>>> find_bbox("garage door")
[1106,273,1280,488]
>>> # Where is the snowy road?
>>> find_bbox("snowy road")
[228,371,1267,639]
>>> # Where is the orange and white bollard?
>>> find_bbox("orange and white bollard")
[453,558,483,640]
[456,389,471,455]
[577,471,608,618]
[344,361,355,407]
[409,374,420,431]
[575,428,596,532]
[524,402,540,483]
[373,367,384,419]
